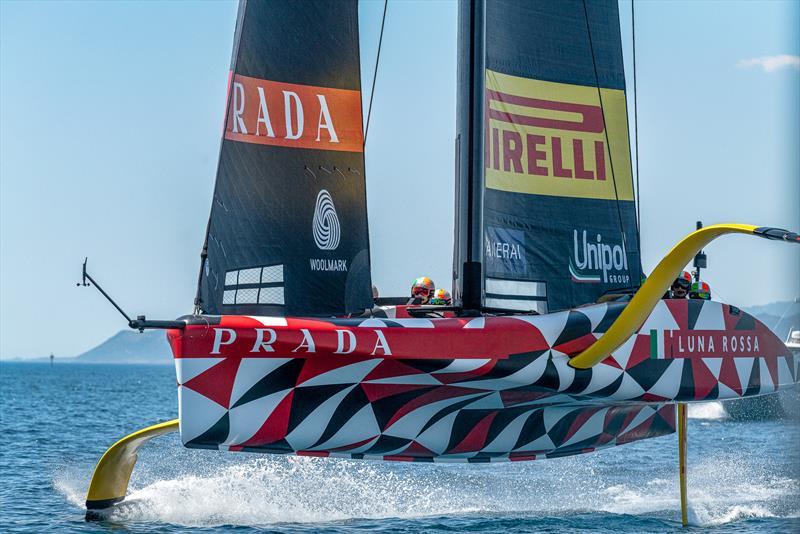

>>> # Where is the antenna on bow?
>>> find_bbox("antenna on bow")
[693,221,707,281]
[78,258,184,332]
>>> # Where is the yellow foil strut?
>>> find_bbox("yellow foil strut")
[677,403,689,527]
[569,224,758,369]
[85,419,179,513]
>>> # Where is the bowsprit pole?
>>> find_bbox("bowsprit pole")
[677,402,689,527]
[77,258,185,332]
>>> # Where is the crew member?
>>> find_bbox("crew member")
[430,288,452,306]
[668,271,692,299]
[409,276,435,305]
[372,284,380,303]
[689,280,711,300]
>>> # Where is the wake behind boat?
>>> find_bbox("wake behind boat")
[80,0,800,526]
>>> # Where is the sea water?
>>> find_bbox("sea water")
[1,361,797,533]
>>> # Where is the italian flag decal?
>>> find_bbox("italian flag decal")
[569,258,601,283]
[650,329,667,359]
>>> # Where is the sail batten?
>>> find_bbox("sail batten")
[197,0,372,317]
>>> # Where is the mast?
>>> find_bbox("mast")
[454,0,486,311]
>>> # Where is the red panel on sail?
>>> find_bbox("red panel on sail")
[225,74,363,153]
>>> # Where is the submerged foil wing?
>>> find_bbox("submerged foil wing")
[197,0,372,317]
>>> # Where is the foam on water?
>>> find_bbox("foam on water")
[123,458,487,525]
[53,448,799,528]
[688,401,728,420]
[596,454,798,525]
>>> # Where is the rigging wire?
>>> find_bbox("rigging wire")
[631,0,642,261]
[581,0,633,286]
[364,0,388,146]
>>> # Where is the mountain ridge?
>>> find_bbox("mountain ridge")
[72,329,173,364]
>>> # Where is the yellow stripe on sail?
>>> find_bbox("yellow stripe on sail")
[485,69,633,201]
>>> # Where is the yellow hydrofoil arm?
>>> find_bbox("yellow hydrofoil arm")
[677,403,689,527]
[569,224,799,369]
[86,419,179,513]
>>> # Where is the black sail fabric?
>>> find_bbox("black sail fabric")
[197,0,372,317]
[481,0,642,313]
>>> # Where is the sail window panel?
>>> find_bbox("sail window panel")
[223,290,236,305]
[235,288,259,304]
[258,287,285,305]
[221,264,286,306]
[261,265,284,284]
[486,297,547,314]
[486,278,546,298]
[238,268,262,285]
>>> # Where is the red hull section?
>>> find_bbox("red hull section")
[168,300,796,462]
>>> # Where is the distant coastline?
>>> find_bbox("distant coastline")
[3,329,172,365]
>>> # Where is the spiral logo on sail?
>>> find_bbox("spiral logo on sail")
[312,189,341,250]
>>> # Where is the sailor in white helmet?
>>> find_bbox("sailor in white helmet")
[430,288,452,306]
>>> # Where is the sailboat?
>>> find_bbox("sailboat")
[83,0,799,523]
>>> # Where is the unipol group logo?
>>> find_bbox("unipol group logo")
[569,229,630,285]
[312,189,341,251]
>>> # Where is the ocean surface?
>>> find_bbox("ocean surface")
[1,361,798,533]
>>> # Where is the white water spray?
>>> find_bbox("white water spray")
[54,442,799,528]
[688,401,728,421]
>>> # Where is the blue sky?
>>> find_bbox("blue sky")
[1,0,797,359]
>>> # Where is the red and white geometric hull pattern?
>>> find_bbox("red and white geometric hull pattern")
[169,300,797,462]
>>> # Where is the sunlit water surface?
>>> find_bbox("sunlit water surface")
[1,362,798,533]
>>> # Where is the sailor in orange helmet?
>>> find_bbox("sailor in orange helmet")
[668,271,693,299]
[409,276,435,305]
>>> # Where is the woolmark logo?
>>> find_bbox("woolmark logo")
[569,229,630,285]
[312,189,340,251]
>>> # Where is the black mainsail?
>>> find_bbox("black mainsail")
[196,0,373,317]
[455,0,642,313]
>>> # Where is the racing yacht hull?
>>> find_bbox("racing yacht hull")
[167,299,797,462]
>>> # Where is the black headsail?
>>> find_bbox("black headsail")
[455,0,642,313]
[196,0,372,317]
